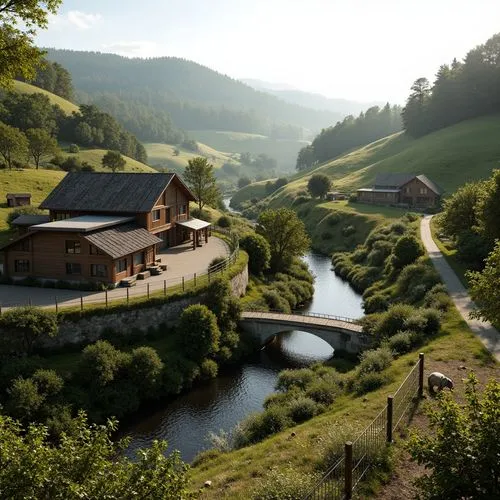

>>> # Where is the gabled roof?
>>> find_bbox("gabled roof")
[11,215,50,226]
[39,172,196,213]
[84,224,162,259]
[374,173,415,189]
[415,174,443,195]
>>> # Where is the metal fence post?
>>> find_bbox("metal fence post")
[147,283,150,299]
[418,352,425,398]
[386,395,394,443]
[345,441,353,499]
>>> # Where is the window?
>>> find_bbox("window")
[419,187,428,195]
[66,240,81,254]
[166,207,171,222]
[66,263,82,275]
[178,204,187,215]
[405,187,410,194]
[152,209,161,222]
[55,212,70,221]
[17,239,30,251]
[115,258,127,273]
[133,252,144,266]
[91,264,107,277]
[14,260,30,272]
[89,244,104,255]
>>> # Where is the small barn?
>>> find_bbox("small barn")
[6,193,31,207]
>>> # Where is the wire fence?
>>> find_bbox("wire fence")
[303,353,424,500]
[0,244,240,313]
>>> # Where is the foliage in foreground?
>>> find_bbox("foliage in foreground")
[407,373,500,500]
[0,412,195,499]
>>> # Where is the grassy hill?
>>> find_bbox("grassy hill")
[12,80,79,115]
[188,130,309,172]
[65,148,156,173]
[269,114,500,206]
[145,142,240,172]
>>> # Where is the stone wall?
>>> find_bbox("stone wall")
[35,262,249,349]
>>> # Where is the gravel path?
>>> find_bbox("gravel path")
[420,215,500,362]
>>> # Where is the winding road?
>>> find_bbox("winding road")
[420,215,500,362]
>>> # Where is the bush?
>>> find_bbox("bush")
[252,466,319,500]
[217,215,231,228]
[364,293,389,314]
[276,368,315,391]
[178,305,220,361]
[387,331,414,355]
[342,224,356,236]
[351,246,368,263]
[129,346,163,392]
[240,233,271,274]
[388,221,407,234]
[200,358,218,380]
[236,405,291,446]
[392,235,423,269]
[287,396,322,423]
[327,212,341,226]
[373,304,418,339]
[7,206,45,229]
[6,377,44,420]
[68,143,79,153]
[396,262,441,299]
[358,347,393,374]
[305,380,337,405]
[31,369,64,397]
[262,289,291,313]
[355,372,388,395]
[420,308,441,336]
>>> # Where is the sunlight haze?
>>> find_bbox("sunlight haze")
[36,0,500,103]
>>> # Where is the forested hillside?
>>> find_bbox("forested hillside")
[402,32,500,137]
[43,49,345,141]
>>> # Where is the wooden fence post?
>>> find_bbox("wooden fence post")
[55,297,58,314]
[105,289,108,308]
[163,280,166,297]
[126,288,129,306]
[80,295,83,312]
[182,276,185,291]
[386,395,393,443]
[147,283,150,299]
[194,273,196,287]
[344,441,353,499]
[418,352,425,398]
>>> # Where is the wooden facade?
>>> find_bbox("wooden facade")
[3,231,157,284]
[399,177,440,208]
[6,193,31,207]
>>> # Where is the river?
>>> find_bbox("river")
[125,251,363,462]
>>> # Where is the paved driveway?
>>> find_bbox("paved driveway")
[0,237,229,310]
[421,215,500,362]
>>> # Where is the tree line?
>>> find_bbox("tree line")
[296,103,402,169]
[402,33,500,137]
[0,91,147,165]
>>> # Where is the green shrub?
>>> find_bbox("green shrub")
[31,369,64,397]
[342,224,356,236]
[262,289,291,313]
[392,235,423,269]
[351,246,368,263]
[396,262,441,299]
[217,215,232,228]
[403,314,428,333]
[272,282,297,310]
[240,233,271,274]
[374,304,418,339]
[358,346,393,374]
[236,405,292,446]
[68,143,79,153]
[264,389,301,409]
[252,466,320,500]
[129,346,163,392]
[305,380,337,405]
[276,368,315,391]
[420,308,441,336]
[424,289,452,311]
[387,331,414,355]
[388,221,407,234]
[287,396,323,423]
[6,377,44,421]
[327,212,341,226]
[200,358,219,380]
[355,372,388,395]
[364,293,389,314]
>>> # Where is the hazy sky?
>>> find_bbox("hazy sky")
[35,0,500,104]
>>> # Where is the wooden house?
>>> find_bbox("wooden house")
[6,193,31,207]
[0,173,210,285]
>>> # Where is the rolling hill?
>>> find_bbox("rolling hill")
[12,80,79,115]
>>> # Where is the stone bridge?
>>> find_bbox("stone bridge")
[239,311,372,354]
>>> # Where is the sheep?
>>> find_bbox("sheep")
[428,372,454,395]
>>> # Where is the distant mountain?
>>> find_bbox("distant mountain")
[44,49,345,140]
[242,78,384,116]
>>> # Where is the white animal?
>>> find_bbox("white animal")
[428,372,454,395]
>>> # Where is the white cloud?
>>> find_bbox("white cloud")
[48,11,102,30]
[102,41,160,58]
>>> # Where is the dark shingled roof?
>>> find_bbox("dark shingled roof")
[84,224,162,259]
[11,215,50,226]
[374,173,415,188]
[416,174,443,195]
[39,172,195,213]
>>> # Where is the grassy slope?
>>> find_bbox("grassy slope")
[12,80,79,115]
[66,149,156,173]
[145,142,241,172]
[188,129,309,172]
[270,114,500,206]
[229,180,270,207]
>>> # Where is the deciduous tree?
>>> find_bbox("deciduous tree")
[307,173,331,199]
[0,121,28,168]
[102,149,126,172]
[183,156,220,211]
[257,208,311,272]
[0,1,62,88]
[26,127,57,169]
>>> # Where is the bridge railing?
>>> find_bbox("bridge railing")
[242,308,360,324]
[302,353,425,500]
